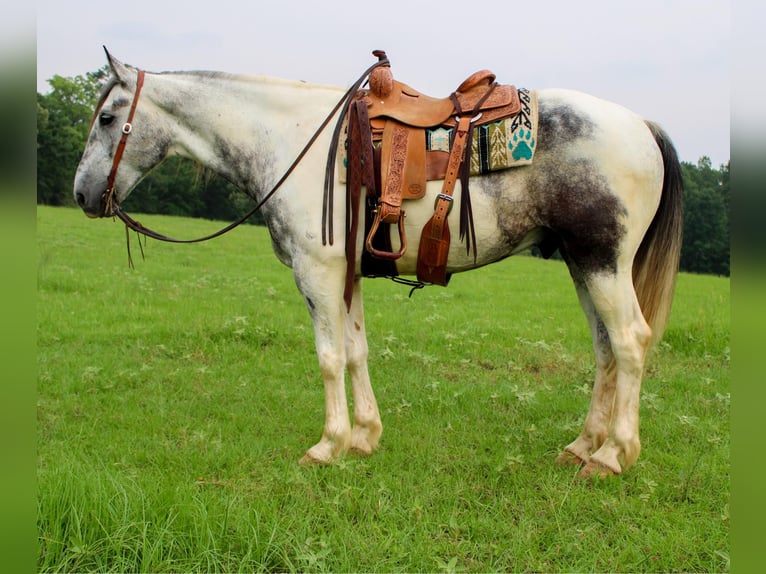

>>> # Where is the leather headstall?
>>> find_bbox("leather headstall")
[100,69,146,217]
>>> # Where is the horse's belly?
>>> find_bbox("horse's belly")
[382,177,527,276]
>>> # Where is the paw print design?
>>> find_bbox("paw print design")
[509,128,536,161]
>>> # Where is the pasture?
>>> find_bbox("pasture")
[37,205,729,572]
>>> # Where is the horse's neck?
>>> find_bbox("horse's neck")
[151,73,343,194]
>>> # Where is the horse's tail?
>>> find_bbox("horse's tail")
[633,121,684,345]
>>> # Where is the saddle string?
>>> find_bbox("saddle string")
[322,52,390,246]
[454,82,498,262]
[112,55,391,246]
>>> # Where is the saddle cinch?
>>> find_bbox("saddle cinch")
[344,50,522,289]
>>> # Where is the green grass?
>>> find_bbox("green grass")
[37,206,730,572]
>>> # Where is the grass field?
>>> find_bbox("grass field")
[37,206,730,572]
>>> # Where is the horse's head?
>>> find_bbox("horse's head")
[74,49,169,217]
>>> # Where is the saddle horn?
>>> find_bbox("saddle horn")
[369,50,393,98]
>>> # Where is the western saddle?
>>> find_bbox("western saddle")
[343,51,522,308]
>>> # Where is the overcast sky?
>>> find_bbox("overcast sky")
[37,0,730,166]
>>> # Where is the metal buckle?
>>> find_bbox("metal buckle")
[122,122,133,135]
[454,112,483,125]
[434,193,454,215]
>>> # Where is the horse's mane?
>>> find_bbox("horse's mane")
[100,66,344,96]
[159,69,343,92]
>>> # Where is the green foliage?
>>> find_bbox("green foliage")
[37,70,105,206]
[680,158,730,276]
[127,157,262,224]
[38,206,729,573]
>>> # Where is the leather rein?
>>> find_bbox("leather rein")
[101,57,390,246]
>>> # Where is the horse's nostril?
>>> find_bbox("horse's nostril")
[76,193,86,207]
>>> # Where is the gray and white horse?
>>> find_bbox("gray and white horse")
[74,52,683,477]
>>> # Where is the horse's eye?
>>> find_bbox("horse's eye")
[99,113,116,126]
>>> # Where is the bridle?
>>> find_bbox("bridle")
[93,56,390,246]
[100,70,145,218]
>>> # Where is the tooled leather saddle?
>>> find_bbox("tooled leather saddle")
[343,50,524,308]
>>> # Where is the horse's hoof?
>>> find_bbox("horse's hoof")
[350,428,380,456]
[299,450,332,466]
[555,451,587,467]
[298,453,318,466]
[579,460,620,478]
[349,445,373,457]
[299,454,330,466]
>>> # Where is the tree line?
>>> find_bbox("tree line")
[37,69,729,276]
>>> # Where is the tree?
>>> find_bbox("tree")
[679,158,730,276]
[37,69,106,206]
[126,157,261,224]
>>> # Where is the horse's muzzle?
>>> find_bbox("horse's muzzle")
[75,191,107,218]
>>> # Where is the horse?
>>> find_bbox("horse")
[73,50,683,477]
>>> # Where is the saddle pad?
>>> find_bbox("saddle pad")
[426,88,538,175]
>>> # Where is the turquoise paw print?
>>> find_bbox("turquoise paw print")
[509,128,535,161]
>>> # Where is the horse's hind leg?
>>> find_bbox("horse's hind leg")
[557,278,617,468]
[344,278,383,456]
[576,270,652,476]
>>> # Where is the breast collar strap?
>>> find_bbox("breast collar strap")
[102,69,146,216]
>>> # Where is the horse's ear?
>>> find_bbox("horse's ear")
[103,46,133,84]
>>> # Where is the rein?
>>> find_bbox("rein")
[105,56,390,246]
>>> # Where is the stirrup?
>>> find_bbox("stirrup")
[365,209,407,260]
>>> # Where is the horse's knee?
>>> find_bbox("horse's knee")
[318,348,345,379]
[345,312,369,365]
[346,342,368,373]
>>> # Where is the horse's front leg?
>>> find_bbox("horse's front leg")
[345,278,382,455]
[294,257,352,465]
